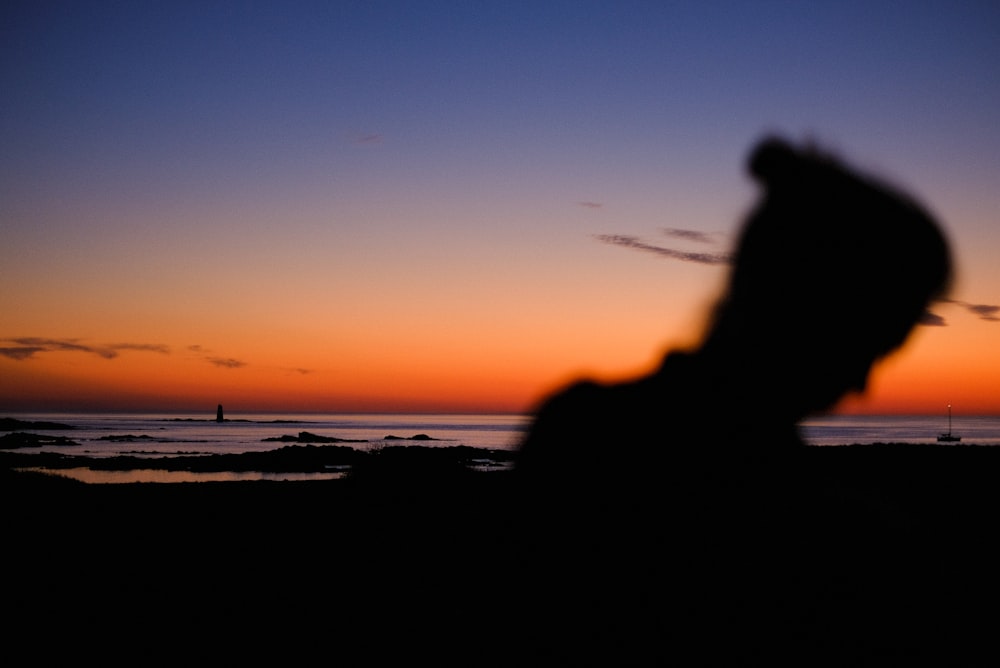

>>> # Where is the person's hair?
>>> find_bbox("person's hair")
[712,136,952,356]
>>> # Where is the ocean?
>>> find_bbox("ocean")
[5,411,1000,483]
[4,412,528,483]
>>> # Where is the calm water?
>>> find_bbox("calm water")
[4,412,529,458]
[800,414,1000,446]
[5,412,1000,482]
[4,413,528,482]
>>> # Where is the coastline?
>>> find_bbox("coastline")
[6,442,1000,664]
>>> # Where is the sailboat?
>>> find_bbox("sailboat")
[936,404,961,442]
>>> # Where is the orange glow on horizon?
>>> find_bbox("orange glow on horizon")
[3,320,998,416]
[7,252,996,416]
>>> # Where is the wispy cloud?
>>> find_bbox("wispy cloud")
[593,231,994,330]
[594,233,731,265]
[354,133,383,145]
[945,299,1000,322]
[578,201,603,209]
[110,343,171,354]
[0,337,170,361]
[188,344,249,369]
[661,227,718,244]
[208,357,246,369]
[919,311,948,327]
[0,346,44,361]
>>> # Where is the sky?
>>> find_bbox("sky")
[2,1,999,416]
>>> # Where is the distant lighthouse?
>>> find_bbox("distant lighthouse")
[216,404,224,423]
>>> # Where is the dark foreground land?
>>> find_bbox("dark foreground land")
[4,443,1000,665]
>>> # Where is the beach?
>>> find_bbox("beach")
[5,443,1000,665]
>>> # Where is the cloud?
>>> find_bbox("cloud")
[919,311,948,327]
[0,337,170,360]
[0,346,44,360]
[354,133,383,144]
[8,337,113,357]
[593,232,979,330]
[187,344,250,369]
[945,299,1000,322]
[661,227,717,244]
[208,357,246,369]
[0,336,261,369]
[110,343,171,354]
[578,201,603,209]
[594,233,731,265]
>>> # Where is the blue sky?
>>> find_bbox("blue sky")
[3,1,1000,413]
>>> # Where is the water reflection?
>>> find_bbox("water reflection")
[17,467,346,484]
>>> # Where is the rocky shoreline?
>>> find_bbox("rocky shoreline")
[5,442,1000,664]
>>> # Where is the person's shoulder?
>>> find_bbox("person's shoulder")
[542,378,608,407]
[532,374,650,423]
[517,378,628,460]
[523,371,667,452]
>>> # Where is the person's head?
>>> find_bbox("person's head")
[706,136,953,417]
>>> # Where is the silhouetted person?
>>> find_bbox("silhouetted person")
[511,136,954,665]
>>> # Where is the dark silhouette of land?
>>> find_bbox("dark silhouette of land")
[0,416,76,431]
[3,443,1000,664]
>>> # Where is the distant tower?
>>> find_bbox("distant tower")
[216,404,224,423]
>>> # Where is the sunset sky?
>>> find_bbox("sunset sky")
[2,1,999,416]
